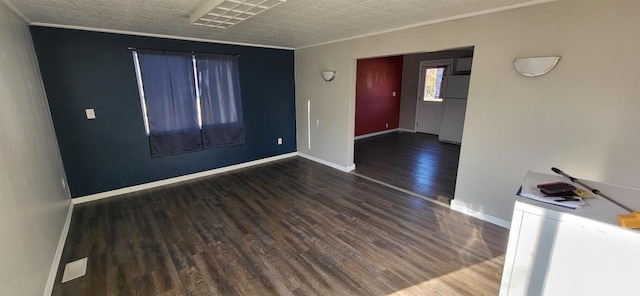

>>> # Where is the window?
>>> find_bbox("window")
[424,67,447,101]
[419,61,451,102]
[133,49,244,157]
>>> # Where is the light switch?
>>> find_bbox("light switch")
[392,91,397,96]
[85,109,96,120]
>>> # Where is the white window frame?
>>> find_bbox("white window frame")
[132,51,151,135]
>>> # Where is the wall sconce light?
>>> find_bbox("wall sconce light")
[321,71,336,82]
[514,56,560,77]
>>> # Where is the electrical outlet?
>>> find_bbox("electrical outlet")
[392,91,396,96]
[277,137,283,145]
[386,123,389,128]
[85,109,96,120]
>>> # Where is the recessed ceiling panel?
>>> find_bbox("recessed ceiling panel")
[190,0,285,29]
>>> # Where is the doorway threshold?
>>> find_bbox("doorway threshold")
[351,172,451,208]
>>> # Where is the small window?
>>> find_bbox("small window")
[132,49,245,157]
[423,66,448,102]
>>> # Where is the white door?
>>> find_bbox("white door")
[415,60,453,134]
[416,101,442,134]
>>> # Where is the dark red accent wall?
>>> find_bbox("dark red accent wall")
[355,56,403,136]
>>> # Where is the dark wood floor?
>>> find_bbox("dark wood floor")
[52,157,507,296]
[354,132,461,204]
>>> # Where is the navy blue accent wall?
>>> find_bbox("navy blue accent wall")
[30,27,296,197]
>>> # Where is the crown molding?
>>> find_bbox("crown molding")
[295,0,558,50]
[29,22,295,50]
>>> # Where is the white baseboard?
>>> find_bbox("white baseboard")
[354,128,399,140]
[44,201,74,296]
[297,153,355,172]
[450,200,511,229]
[355,172,510,228]
[69,151,507,232]
[72,152,298,204]
[398,128,416,133]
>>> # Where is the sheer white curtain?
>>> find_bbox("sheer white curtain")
[196,53,245,148]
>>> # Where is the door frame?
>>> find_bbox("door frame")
[413,59,454,133]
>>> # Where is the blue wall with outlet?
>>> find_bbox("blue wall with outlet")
[30,27,296,197]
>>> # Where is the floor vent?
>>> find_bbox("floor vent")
[61,257,87,283]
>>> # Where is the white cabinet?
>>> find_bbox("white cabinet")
[445,75,470,98]
[500,172,640,296]
[456,57,473,72]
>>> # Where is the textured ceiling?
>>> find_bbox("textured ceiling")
[9,0,544,49]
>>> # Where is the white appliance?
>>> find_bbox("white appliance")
[439,75,470,144]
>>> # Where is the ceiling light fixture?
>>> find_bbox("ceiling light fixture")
[190,0,286,29]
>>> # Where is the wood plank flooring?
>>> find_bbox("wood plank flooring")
[354,132,461,204]
[52,157,507,296]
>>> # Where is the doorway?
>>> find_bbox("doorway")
[353,47,473,204]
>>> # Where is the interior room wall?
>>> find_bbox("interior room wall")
[355,55,403,136]
[0,3,71,295]
[295,0,640,222]
[31,27,297,198]
[399,49,473,130]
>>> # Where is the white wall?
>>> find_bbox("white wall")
[295,0,640,222]
[0,2,71,295]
